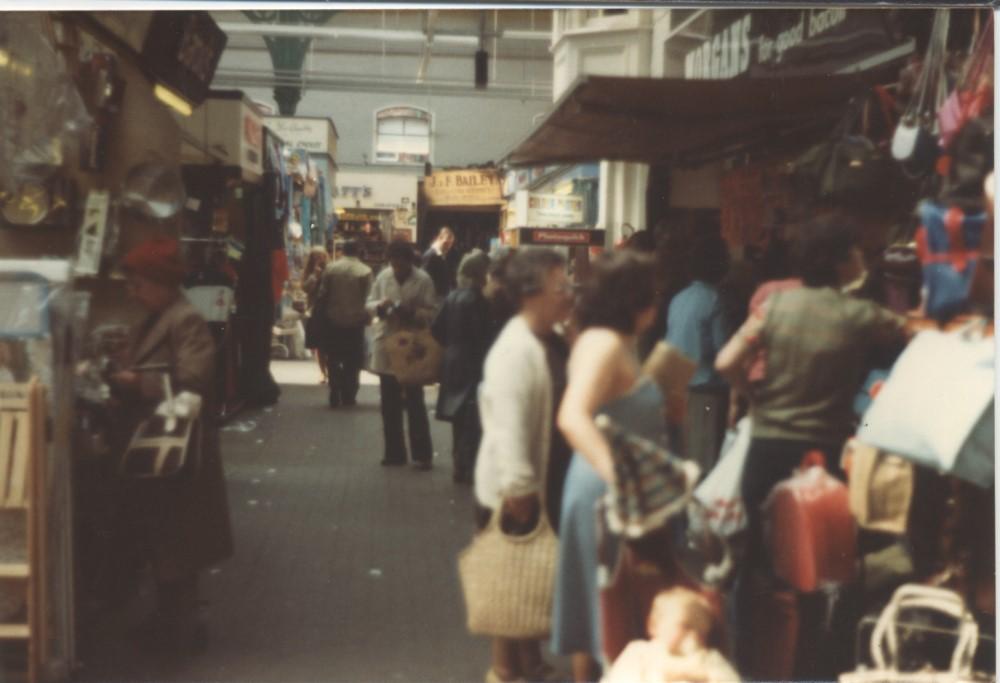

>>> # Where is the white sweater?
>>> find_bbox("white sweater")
[474,315,553,510]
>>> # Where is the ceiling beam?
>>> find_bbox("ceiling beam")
[217,21,550,46]
[416,9,437,83]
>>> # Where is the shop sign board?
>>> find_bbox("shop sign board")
[527,193,584,227]
[178,93,263,180]
[424,170,503,207]
[141,12,227,106]
[683,9,909,80]
[332,171,417,211]
[509,228,606,247]
[264,117,338,161]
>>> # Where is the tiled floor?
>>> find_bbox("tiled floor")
[76,361,494,682]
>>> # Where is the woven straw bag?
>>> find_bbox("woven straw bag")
[457,503,558,638]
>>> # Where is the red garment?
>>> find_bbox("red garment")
[123,236,185,286]
[271,249,289,305]
[746,278,802,383]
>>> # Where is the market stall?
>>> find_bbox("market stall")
[328,170,415,264]
[504,8,994,680]
[0,10,232,679]
[417,167,504,255]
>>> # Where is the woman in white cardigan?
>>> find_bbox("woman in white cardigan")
[475,247,574,683]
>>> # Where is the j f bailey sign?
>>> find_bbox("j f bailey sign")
[684,8,863,80]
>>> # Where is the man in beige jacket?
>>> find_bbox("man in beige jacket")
[315,239,373,407]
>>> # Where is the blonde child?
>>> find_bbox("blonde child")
[604,587,740,683]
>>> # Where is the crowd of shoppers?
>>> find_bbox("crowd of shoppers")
[442,198,992,683]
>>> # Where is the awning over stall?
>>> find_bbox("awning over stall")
[505,71,895,167]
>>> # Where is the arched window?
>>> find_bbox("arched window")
[374,107,431,165]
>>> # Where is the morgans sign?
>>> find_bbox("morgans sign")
[683,9,905,80]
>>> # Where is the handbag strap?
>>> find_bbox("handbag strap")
[960,14,993,93]
[871,584,980,675]
[909,10,951,121]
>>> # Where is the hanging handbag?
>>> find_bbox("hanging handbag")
[794,93,900,207]
[839,584,990,683]
[939,15,993,151]
[857,326,994,488]
[914,200,987,321]
[893,10,951,176]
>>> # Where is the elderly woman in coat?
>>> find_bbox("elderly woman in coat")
[474,247,574,683]
[431,250,492,484]
[109,236,233,654]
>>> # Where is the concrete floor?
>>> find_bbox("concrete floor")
[76,361,497,683]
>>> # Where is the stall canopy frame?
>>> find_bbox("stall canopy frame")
[504,70,900,168]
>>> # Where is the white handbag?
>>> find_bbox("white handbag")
[857,328,994,488]
[891,10,949,168]
[839,584,990,683]
[693,416,751,538]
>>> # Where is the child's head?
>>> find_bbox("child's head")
[647,587,714,655]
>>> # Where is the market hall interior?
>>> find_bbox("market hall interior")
[0,7,994,683]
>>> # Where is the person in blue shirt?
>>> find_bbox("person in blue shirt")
[665,231,731,472]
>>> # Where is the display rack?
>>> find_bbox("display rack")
[0,380,47,683]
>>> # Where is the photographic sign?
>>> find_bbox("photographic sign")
[424,170,502,207]
[509,228,606,247]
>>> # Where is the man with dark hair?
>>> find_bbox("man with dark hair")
[315,239,373,407]
[422,227,456,299]
[367,240,438,469]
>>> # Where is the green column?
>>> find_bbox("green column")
[243,10,335,116]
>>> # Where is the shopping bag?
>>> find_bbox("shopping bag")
[693,417,751,538]
[385,327,442,386]
[457,507,557,638]
[857,328,994,488]
[844,439,914,536]
[763,457,856,592]
[915,200,988,321]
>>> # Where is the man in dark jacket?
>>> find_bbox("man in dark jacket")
[422,226,456,299]
[430,250,491,483]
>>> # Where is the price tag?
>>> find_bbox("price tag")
[74,191,110,277]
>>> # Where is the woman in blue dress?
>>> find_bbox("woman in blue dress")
[553,251,659,682]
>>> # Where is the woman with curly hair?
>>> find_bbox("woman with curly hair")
[551,250,659,682]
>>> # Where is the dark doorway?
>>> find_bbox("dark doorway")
[422,208,501,257]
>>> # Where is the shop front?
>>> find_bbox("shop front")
[331,170,417,270]
[417,168,504,255]
[0,11,237,681]
[263,115,339,252]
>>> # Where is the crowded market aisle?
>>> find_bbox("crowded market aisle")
[76,361,490,683]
